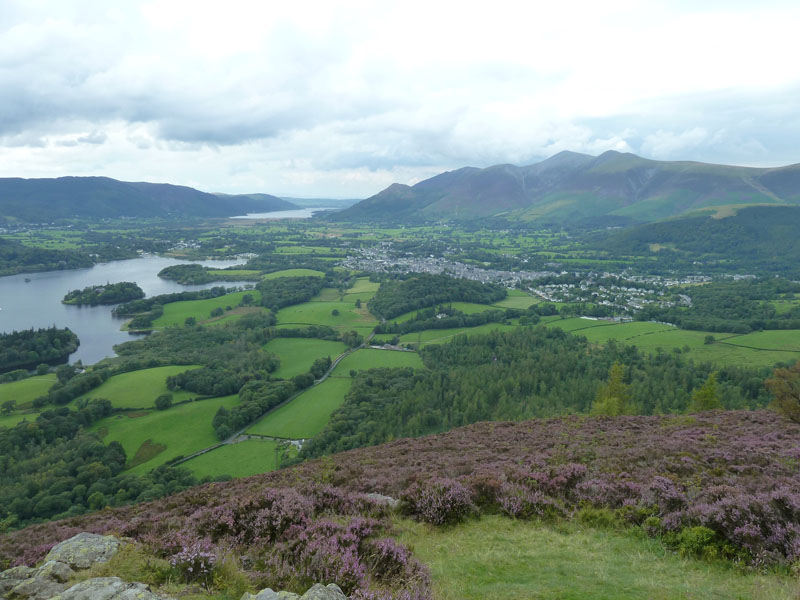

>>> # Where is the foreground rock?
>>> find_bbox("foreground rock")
[45,534,123,570]
[52,577,174,600]
[0,533,123,600]
[242,583,347,600]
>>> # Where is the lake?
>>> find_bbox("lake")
[0,256,249,366]
[230,207,335,219]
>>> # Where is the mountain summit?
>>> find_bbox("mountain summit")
[338,151,800,224]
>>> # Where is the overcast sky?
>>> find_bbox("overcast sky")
[1,1,799,198]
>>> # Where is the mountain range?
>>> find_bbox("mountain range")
[0,177,298,222]
[337,151,800,224]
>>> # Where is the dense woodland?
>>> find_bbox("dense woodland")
[0,399,202,530]
[256,276,326,310]
[62,281,144,306]
[367,273,507,319]
[302,326,772,458]
[638,278,800,333]
[0,327,79,372]
[0,239,94,276]
[157,264,260,284]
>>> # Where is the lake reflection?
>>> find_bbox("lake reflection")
[0,256,248,365]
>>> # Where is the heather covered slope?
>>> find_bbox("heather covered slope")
[3,410,799,596]
[337,151,800,224]
[0,177,297,222]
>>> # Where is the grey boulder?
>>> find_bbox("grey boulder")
[300,583,347,600]
[51,577,173,600]
[45,534,123,570]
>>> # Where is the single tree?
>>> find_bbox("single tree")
[1,399,16,414]
[154,393,173,411]
[591,362,634,416]
[688,372,722,412]
[765,360,800,423]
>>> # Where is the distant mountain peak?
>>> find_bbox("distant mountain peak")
[336,151,800,225]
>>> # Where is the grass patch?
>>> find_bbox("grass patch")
[72,366,202,409]
[263,268,325,279]
[248,377,353,439]
[398,515,799,600]
[264,338,349,379]
[334,348,424,373]
[491,289,540,309]
[0,374,56,406]
[181,438,282,479]
[127,439,167,469]
[277,300,378,331]
[393,323,520,347]
[389,302,497,324]
[151,291,261,328]
[91,395,240,474]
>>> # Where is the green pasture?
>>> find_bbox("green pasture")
[276,300,378,332]
[390,302,498,324]
[92,394,240,475]
[150,290,261,328]
[264,338,349,379]
[400,515,799,600]
[0,374,56,407]
[392,323,520,348]
[247,377,352,439]
[310,288,344,301]
[342,278,380,303]
[544,318,800,368]
[263,268,325,279]
[491,289,540,309]
[333,348,424,373]
[181,438,282,479]
[0,411,39,428]
[72,366,202,409]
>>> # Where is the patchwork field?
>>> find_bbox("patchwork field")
[264,338,349,379]
[390,302,498,324]
[334,348,424,372]
[181,438,283,479]
[247,377,353,439]
[263,268,325,279]
[0,374,56,407]
[150,290,262,328]
[92,394,240,474]
[386,322,520,348]
[71,365,202,409]
[543,317,800,368]
[276,300,377,333]
[490,289,540,309]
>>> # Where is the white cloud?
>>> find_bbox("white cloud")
[0,0,799,196]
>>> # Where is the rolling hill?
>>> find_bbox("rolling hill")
[336,150,800,224]
[0,177,297,222]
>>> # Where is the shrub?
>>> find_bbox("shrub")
[401,478,475,525]
[154,393,173,411]
[169,537,218,588]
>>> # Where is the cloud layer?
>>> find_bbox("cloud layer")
[1,0,799,197]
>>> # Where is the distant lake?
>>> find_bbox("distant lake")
[0,256,248,366]
[230,207,335,219]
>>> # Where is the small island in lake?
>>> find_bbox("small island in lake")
[62,281,145,306]
[0,326,79,371]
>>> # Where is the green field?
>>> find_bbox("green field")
[390,302,497,324]
[391,323,520,348]
[92,394,240,474]
[263,268,325,279]
[491,289,540,309]
[264,338,349,379]
[150,290,261,328]
[181,438,282,479]
[400,515,799,600]
[247,377,353,439]
[544,318,800,368]
[72,366,202,409]
[334,348,424,372]
[342,277,380,303]
[0,374,56,407]
[276,300,378,332]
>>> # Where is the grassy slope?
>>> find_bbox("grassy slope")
[276,300,377,333]
[262,268,325,279]
[72,366,202,409]
[151,290,262,328]
[400,515,798,600]
[181,438,281,479]
[247,377,353,439]
[334,348,423,372]
[265,338,349,379]
[92,394,239,474]
[380,323,519,347]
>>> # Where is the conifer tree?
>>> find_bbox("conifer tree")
[688,372,722,412]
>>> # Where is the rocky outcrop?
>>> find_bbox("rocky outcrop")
[0,533,123,600]
[44,535,123,570]
[242,583,347,600]
[51,577,173,600]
